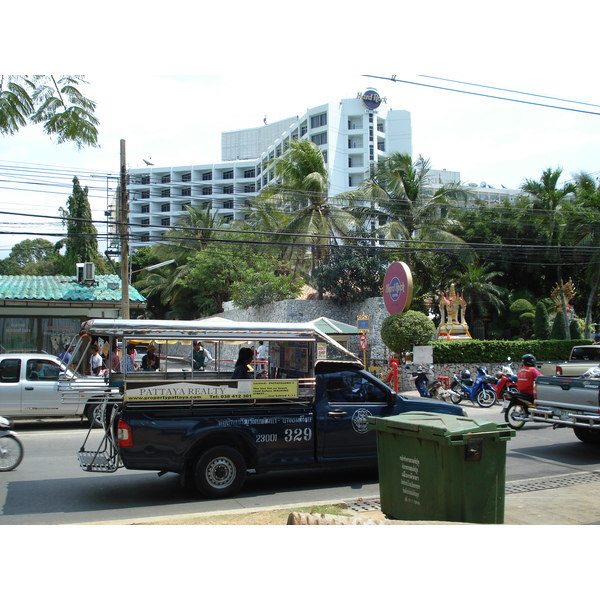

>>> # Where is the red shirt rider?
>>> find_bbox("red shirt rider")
[517,365,541,396]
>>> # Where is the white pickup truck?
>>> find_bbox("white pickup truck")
[537,344,600,377]
[0,353,107,425]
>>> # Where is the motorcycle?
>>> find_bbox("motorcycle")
[449,367,498,408]
[410,365,446,399]
[501,389,534,430]
[488,359,518,401]
[0,416,24,472]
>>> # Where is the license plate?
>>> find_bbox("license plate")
[560,410,572,420]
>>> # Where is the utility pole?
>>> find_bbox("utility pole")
[119,139,130,319]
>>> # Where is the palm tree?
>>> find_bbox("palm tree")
[451,259,506,327]
[571,172,600,337]
[259,139,356,297]
[134,205,225,317]
[521,167,576,337]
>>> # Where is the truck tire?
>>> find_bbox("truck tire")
[194,446,247,498]
[573,427,600,444]
[85,403,105,428]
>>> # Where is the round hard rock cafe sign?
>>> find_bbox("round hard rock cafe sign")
[383,261,413,314]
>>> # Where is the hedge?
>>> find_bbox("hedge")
[429,339,594,364]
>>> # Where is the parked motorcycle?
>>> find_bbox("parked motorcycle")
[449,367,498,408]
[488,359,519,401]
[0,416,24,471]
[502,390,534,430]
[410,365,445,399]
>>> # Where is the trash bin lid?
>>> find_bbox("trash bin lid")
[367,412,514,444]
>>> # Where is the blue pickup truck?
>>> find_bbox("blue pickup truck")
[69,318,467,498]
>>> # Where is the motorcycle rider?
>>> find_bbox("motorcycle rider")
[517,354,541,401]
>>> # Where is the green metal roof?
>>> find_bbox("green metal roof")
[0,275,146,303]
[310,317,359,335]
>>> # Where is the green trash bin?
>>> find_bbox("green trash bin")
[367,412,515,524]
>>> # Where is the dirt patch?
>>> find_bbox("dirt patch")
[136,504,388,525]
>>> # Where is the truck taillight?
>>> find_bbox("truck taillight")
[117,418,133,448]
[556,366,563,376]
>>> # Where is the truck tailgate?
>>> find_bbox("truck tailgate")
[532,376,600,427]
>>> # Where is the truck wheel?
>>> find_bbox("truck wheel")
[476,388,497,408]
[85,403,105,428]
[194,446,247,498]
[505,402,527,430]
[573,427,600,444]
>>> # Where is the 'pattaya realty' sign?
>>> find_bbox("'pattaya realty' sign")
[383,261,413,314]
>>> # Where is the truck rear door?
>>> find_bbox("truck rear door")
[0,358,22,415]
[316,369,392,461]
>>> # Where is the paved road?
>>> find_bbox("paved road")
[2,401,600,524]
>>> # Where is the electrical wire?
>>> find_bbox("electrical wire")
[362,74,600,116]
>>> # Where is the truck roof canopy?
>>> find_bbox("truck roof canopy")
[80,317,359,360]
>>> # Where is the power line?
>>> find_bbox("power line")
[362,74,600,116]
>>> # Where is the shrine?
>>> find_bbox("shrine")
[436,284,472,340]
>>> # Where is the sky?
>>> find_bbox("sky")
[1,0,599,261]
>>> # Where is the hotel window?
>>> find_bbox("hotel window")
[244,169,255,178]
[141,234,150,242]
[141,190,150,199]
[300,122,307,136]
[182,188,191,196]
[161,217,170,227]
[311,132,327,146]
[141,218,149,225]
[161,174,171,184]
[141,204,150,213]
[161,203,170,212]
[202,186,212,195]
[161,189,170,197]
[223,199,234,209]
[141,175,150,185]
[182,173,192,182]
[223,214,234,223]
[182,202,191,209]
[223,170,233,179]
[202,172,212,181]
[310,113,327,128]
[244,184,256,193]
[223,184,234,194]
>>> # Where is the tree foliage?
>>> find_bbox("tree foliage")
[0,75,99,148]
[380,310,436,355]
[57,176,101,273]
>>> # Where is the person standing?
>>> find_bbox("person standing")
[89,344,104,376]
[190,341,206,371]
[121,344,137,373]
[58,345,74,364]
[256,341,267,364]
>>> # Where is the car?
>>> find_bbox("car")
[0,353,108,426]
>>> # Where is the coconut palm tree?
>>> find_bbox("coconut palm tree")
[258,139,356,297]
[134,205,225,317]
[521,167,576,337]
[451,259,506,326]
[571,172,600,337]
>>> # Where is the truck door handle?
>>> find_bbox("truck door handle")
[328,410,347,418]
[25,387,34,390]
[560,384,572,391]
